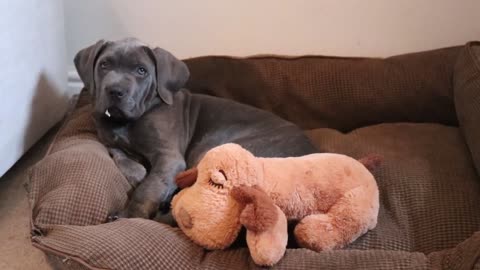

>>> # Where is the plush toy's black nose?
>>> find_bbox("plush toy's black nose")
[107,87,125,99]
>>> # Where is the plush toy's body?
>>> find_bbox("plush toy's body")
[172,143,380,266]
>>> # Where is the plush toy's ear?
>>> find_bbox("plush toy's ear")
[231,185,288,266]
[145,47,190,105]
[74,40,107,94]
[175,168,198,189]
[231,185,278,233]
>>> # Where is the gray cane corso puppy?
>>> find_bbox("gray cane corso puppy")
[74,38,317,219]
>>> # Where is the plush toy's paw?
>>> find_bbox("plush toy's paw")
[294,214,341,252]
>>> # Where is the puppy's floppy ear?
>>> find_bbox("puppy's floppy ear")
[147,47,190,105]
[231,185,279,233]
[175,168,198,188]
[74,40,107,94]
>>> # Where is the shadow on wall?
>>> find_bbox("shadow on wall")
[23,72,69,158]
[0,73,67,189]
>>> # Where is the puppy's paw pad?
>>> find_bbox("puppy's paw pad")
[106,209,128,222]
[106,215,119,223]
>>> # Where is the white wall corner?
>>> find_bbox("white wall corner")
[0,0,70,176]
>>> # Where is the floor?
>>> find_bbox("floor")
[0,127,59,270]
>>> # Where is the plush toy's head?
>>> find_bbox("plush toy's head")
[171,143,266,249]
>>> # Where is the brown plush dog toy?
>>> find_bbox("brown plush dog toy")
[171,143,380,266]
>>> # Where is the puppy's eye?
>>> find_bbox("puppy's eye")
[99,61,109,69]
[137,66,147,76]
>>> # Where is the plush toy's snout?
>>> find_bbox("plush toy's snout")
[171,187,244,249]
[176,207,193,229]
[173,172,288,265]
[171,167,245,250]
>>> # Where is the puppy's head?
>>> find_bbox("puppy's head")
[74,38,189,122]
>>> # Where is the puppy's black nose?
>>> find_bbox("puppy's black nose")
[107,87,125,99]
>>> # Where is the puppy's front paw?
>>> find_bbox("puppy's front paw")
[113,199,158,219]
[106,214,119,223]
[106,209,128,222]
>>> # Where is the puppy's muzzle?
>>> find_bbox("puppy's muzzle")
[106,86,126,99]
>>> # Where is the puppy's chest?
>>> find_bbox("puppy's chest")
[111,126,131,146]
[98,124,131,148]
[103,122,158,154]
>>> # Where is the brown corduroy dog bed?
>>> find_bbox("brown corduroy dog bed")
[27,42,480,269]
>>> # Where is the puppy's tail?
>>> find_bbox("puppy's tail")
[358,154,383,172]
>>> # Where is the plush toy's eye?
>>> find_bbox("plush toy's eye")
[208,179,223,189]
[208,169,227,189]
[219,169,227,180]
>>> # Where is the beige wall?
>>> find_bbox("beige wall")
[65,0,480,65]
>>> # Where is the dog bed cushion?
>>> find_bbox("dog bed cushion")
[27,42,480,269]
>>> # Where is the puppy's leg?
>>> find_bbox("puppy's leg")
[109,148,147,187]
[118,155,186,219]
[107,148,149,222]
